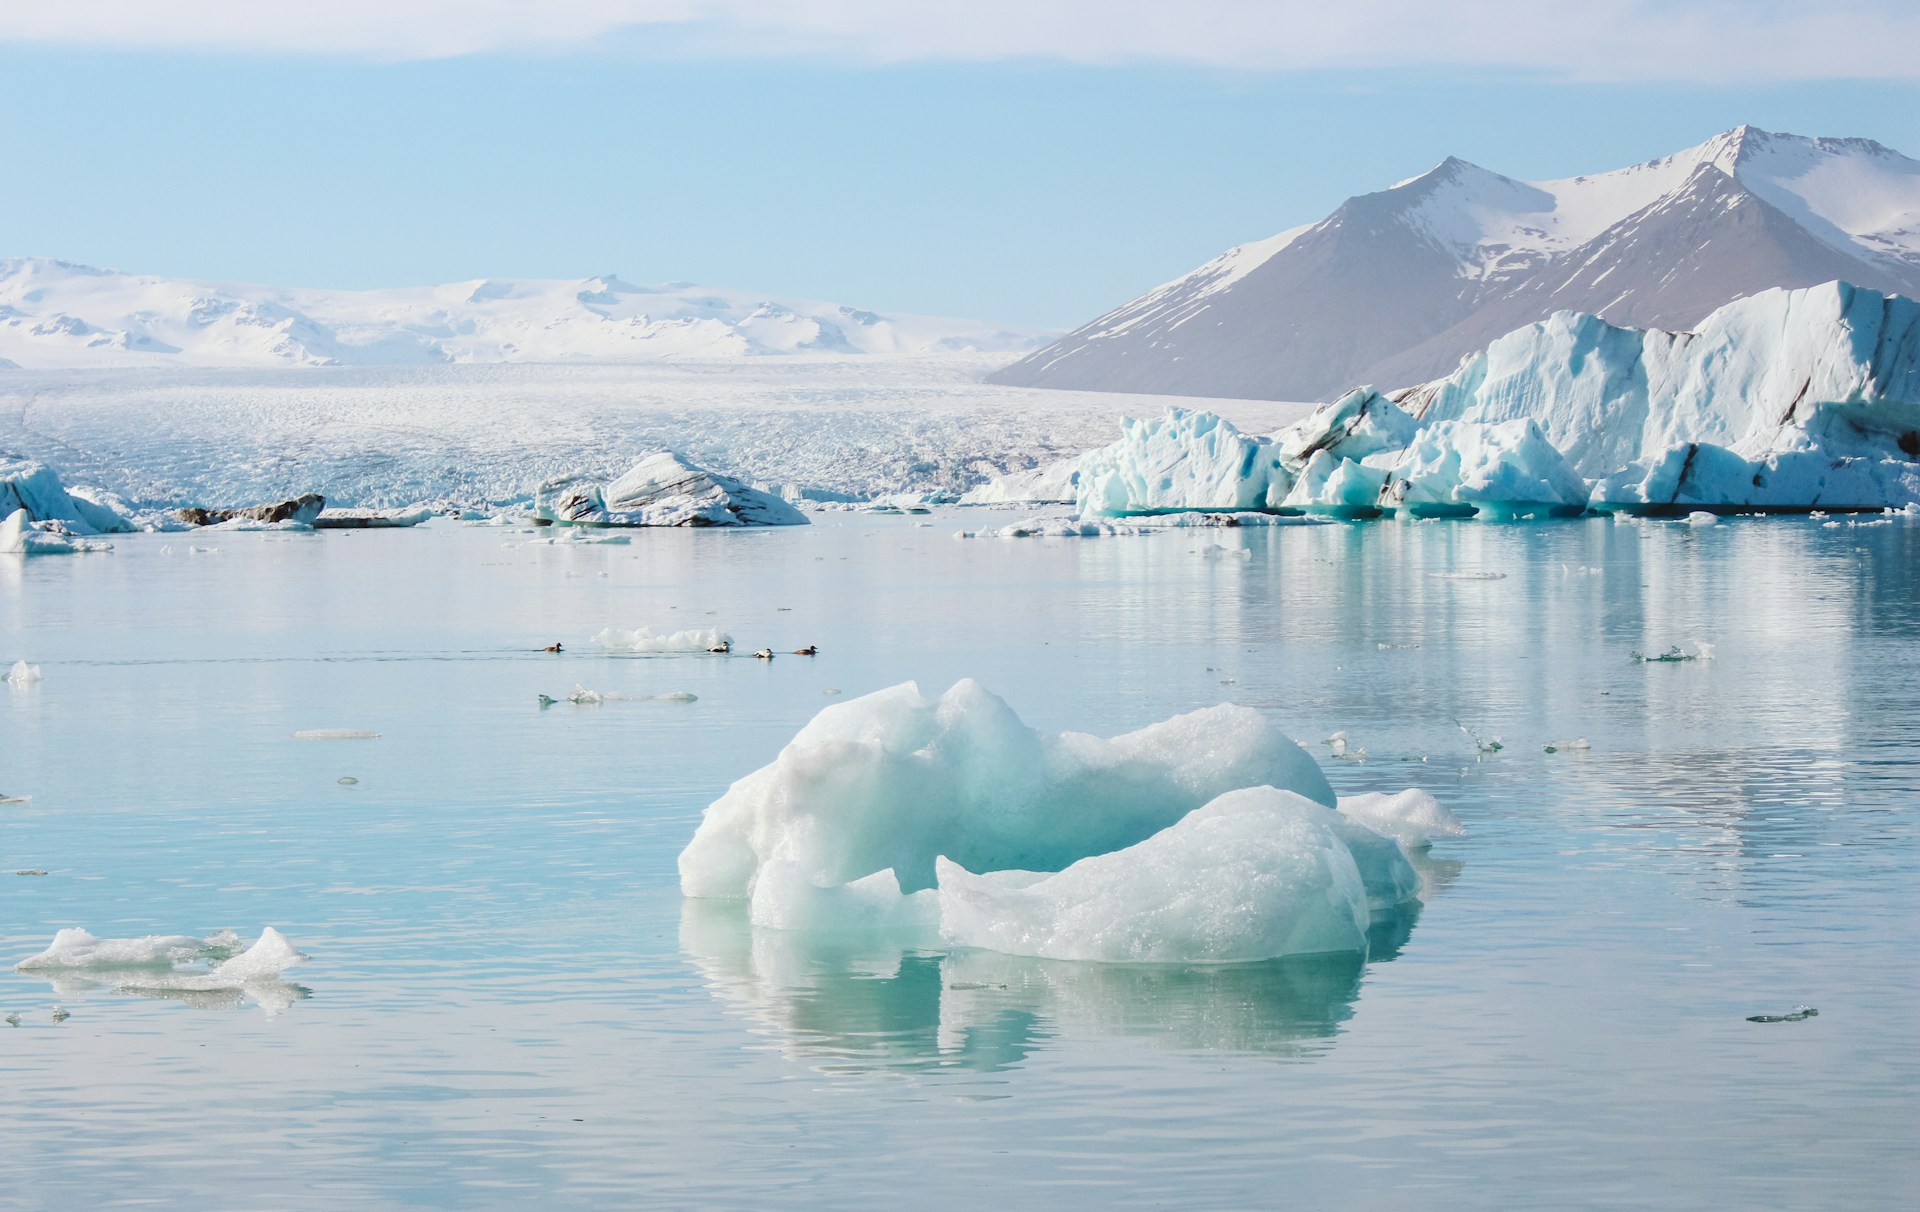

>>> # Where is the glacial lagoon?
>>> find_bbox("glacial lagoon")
[2,513,1916,1207]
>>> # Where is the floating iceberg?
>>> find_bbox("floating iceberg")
[679,681,1458,964]
[534,451,806,528]
[1075,409,1291,516]
[313,506,435,529]
[1058,283,1920,517]
[960,457,1082,505]
[0,456,132,534]
[6,658,43,687]
[18,927,309,1015]
[1,507,114,554]
[593,626,732,653]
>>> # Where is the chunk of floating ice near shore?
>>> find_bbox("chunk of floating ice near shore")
[679,678,1337,903]
[6,659,42,687]
[1543,738,1592,753]
[1335,788,1466,849]
[1432,571,1507,581]
[593,626,731,653]
[936,788,1375,963]
[569,684,604,705]
[294,728,380,740]
[207,926,306,980]
[1685,511,1719,527]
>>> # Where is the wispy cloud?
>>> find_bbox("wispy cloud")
[7,1,1919,81]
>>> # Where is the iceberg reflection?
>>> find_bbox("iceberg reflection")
[681,895,1441,1075]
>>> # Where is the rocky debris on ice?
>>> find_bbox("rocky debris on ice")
[0,455,132,535]
[678,680,1460,964]
[176,493,325,528]
[1057,283,1920,517]
[534,451,806,528]
[313,506,435,529]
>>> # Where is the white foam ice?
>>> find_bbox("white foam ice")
[593,626,731,653]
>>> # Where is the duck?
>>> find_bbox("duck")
[708,640,732,654]
[753,648,775,660]
[542,642,564,653]
[792,645,818,656]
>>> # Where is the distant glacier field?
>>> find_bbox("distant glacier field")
[3,513,1916,1206]
[0,356,1309,508]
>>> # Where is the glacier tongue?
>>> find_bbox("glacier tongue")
[1066,281,1920,517]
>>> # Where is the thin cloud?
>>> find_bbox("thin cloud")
[6,1,1918,81]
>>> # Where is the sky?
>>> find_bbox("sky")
[2,1,1917,328]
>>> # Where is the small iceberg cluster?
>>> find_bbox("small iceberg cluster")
[16,927,308,1013]
[678,680,1461,964]
[534,451,806,528]
[972,283,1920,519]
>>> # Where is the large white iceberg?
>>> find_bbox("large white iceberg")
[1064,282,1920,517]
[678,680,1459,964]
[0,456,131,535]
[534,450,806,527]
[1075,410,1291,516]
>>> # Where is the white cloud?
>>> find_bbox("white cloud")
[6,0,1919,81]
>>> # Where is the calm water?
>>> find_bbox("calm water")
[2,514,1916,1209]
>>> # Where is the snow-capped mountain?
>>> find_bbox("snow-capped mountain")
[990,126,1920,401]
[0,259,1048,369]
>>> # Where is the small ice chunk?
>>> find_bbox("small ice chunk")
[6,659,42,687]
[1431,571,1507,581]
[1543,738,1592,753]
[593,626,732,654]
[1685,511,1719,527]
[1324,730,1348,755]
[1335,789,1466,849]
[568,684,604,705]
[208,927,306,981]
[293,728,380,740]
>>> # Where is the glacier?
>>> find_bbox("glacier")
[1065,282,1920,518]
[677,680,1459,964]
[533,451,806,528]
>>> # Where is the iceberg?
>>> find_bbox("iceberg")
[1075,409,1291,516]
[1055,282,1920,517]
[6,658,43,686]
[534,451,806,528]
[959,457,1082,505]
[679,678,1335,902]
[1,507,112,554]
[313,505,435,529]
[678,681,1460,963]
[0,455,132,535]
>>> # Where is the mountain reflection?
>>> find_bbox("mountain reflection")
[681,895,1436,1075]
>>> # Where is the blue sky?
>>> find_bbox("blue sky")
[4,3,1917,328]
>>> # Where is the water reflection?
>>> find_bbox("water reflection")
[24,970,311,1016]
[681,896,1440,1075]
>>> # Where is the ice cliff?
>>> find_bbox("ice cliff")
[533,451,806,527]
[1065,283,1920,516]
[677,680,1460,964]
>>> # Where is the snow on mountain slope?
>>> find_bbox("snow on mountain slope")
[0,259,1049,370]
[991,126,1920,402]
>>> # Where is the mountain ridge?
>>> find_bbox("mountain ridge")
[989,126,1920,401]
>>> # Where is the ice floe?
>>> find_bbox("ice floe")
[533,450,806,528]
[679,680,1458,964]
[17,927,309,1014]
[593,626,732,653]
[1,507,114,554]
[6,658,42,687]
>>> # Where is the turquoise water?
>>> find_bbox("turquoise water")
[2,514,1916,1208]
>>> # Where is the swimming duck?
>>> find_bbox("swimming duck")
[708,640,732,654]
[793,645,818,656]
[753,648,775,660]
[543,642,564,653]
